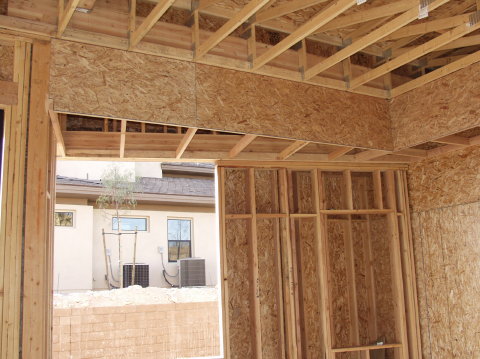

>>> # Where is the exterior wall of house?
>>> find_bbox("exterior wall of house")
[54,204,218,292]
[54,204,94,293]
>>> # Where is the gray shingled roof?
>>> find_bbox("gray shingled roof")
[56,175,214,197]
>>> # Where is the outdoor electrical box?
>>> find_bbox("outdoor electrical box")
[123,263,149,288]
[178,258,206,288]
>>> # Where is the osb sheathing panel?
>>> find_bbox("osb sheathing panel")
[407,145,480,212]
[351,220,370,345]
[196,65,392,150]
[49,40,197,126]
[225,219,254,359]
[255,170,279,214]
[0,44,14,82]
[411,203,480,359]
[257,219,282,359]
[370,215,396,344]
[327,219,351,348]
[295,218,324,359]
[323,172,345,210]
[391,61,480,150]
[224,168,248,214]
[292,171,315,214]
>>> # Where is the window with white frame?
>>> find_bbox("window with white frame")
[167,218,192,262]
[112,216,148,231]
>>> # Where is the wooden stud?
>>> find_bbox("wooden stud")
[57,0,81,37]
[23,40,53,359]
[373,170,383,210]
[196,0,270,59]
[228,134,257,159]
[278,141,309,160]
[119,120,127,158]
[129,0,176,48]
[175,127,197,159]
[384,171,409,359]
[218,167,230,359]
[247,168,263,359]
[252,0,358,70]
[278,169,298,359]
[314,170,334,359]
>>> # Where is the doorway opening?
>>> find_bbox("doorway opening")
[51,114,222,359]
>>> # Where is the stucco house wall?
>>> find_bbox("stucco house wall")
[54,204,94,292]
[54,205,217,292]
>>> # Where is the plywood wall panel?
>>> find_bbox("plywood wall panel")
[370,215,395,344]
[411,204,480,359]
[291,171,315,214]
[224,168,248,214]
[50,40,197,126]
[257,219,282,359]
[323,172,345,210]
[0,44,14,81]
[225,219,254,359]
[327,219,351,348]
[391,62,480,149]
[295,218,324,359]
[255,170,279,214]
[196,65,392,150]
[407,145,480,212]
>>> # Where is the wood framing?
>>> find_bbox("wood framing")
[57,0,81,37]
[175,127,197,158]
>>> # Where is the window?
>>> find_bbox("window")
[112,217,148,231]
[54,211,74,227]
[168,218,192,262]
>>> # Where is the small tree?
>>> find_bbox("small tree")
[97,165,139,288]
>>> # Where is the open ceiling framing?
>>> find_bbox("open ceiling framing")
[1,0,480,98]
[52,112,480,164]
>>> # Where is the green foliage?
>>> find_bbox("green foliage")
[96,165,139,213]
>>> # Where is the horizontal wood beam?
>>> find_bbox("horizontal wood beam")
[175,127,197,158]
[228,134,257,158]
[58,0,81,36]
[252,0,358,70]
[277,140,309,160]
[391,49,480,96]
[393,148,428,158]
[196,0,270,59]
[130,0,176,48]
[0,80,18,105]
[350,18,480,89]
[255,0,329,23]
[304,0,449,79]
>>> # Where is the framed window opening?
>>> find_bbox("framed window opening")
[167,218,193,262]
[112,216,149,231]
[54,210,75,227]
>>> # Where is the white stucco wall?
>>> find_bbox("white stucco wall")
[54,204,94,293]
[54,205,218,292]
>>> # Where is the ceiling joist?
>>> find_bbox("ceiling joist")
[350,16,480,89]
[277,141,309,160]
[228,134,257,159]
[57,0,81,37]
[252,0,359,70]
[176,127,198,159]
[255,0,329,24]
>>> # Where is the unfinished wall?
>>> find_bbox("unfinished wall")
[220,166,413,359]
[52,302,220,359]
[408,145,480,358]
[391,62,480,150]
[49,40,392,150]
